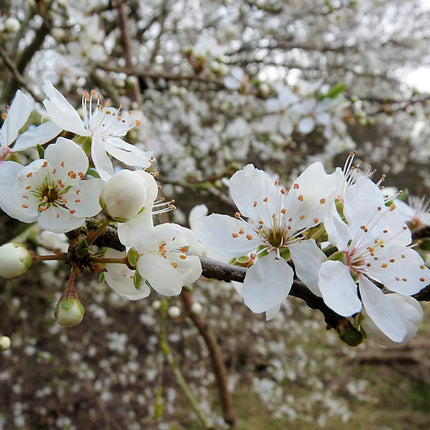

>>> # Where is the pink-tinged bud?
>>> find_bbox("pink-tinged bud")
[99,169,156,222]
[0,243,33,279]
[0,336,11,351]
[54,292,85,327]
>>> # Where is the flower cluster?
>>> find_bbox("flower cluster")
[194,156,430,344]
[0,83,429,346]
[0,84,202,325]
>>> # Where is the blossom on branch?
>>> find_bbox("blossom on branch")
[0,89,61,161]
[0,137,103,233]
[194,163,337,318]
[42,81,153,180]
[302,178,430,342]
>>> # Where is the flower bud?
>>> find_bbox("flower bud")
[100,170,155,222]
[168,306,181,318]
[0,336,11,351]
[190,302,202,314]
[54,292,85,327]
[4,17,20,33]
[0,243,33,279]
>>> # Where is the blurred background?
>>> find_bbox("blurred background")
[1,0,430,428]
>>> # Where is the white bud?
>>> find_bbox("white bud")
[0,336,11,351]
[361,294,423,346]
[99,170,157,222]
[190,302,202,314]
[54,293,85,327]
[259,83,271,96]
[152,300,161,310]
[4,17,20,33]
[0,243,33,279]
[168,306,181,318]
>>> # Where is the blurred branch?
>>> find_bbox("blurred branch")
[2,2,53,103]
[0,46,42,102]
[113,0,141,104]
[181,290,235,425]
[159,300,213,429]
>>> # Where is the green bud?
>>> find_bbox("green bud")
[54,292,85,327]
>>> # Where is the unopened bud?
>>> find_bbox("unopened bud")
[4,17,20,33]
[0,243,33,279]
[54,292,85,327]
[168,306,181,318]
[100,169,157,222]
[0,336,11,351]
[190,302,202,314]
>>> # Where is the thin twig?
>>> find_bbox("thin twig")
[181,290,235,425]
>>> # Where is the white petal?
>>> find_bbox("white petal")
[318,260,362,316]
[323,205,351,250]
[118,210,154,248]
[91,132,115,180]
[0,161,37,222]
[38,206,85,233]
[285,162,337,232]
[64,179,103,217]
[105,137,153,169]
[265,304,281,321]
[367,245,430,295]
[224,76,240,90]
[45,137,89,178]
[42,80,88,136]
[0,90,33,146]
[229,164,279,226]
[104,249,150,300]
[359,276,407,343]
[193,214,261,258]
[137,253,184,296]
[289,239,325,296]
[298,116,315,134]
[242,254,293,313]
[13,121,62,151]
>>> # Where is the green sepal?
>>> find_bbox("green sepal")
[75,239,90,259]
[127,248,139,267]
[133,269,143,290]
[337,323,364,347]
[320,82,345,100]
[99,272,105,283]
[36,144,45,159]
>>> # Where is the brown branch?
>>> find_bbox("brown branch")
[94,227,430,326]
[180,290,235,425]
[113,0,141,104]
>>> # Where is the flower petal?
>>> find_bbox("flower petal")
[242,254,293,314]
[289,239,325,296]
[45,137,89,178]
[318,260,362,316]
[229,164,279,226]
[359,275,407,343]
[38,206,85,233]
[91,132,115,180]
[13,121,62,151]
[105,137,153,169]
[104,249,150,300]
[367,244,430,295]
[137,253,184,296]
[193,213,261,258]
[64,179,103,217]
[42,80,88,136]
[0,90,33,147]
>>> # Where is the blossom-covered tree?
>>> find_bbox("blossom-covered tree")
[1,0,430,428]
